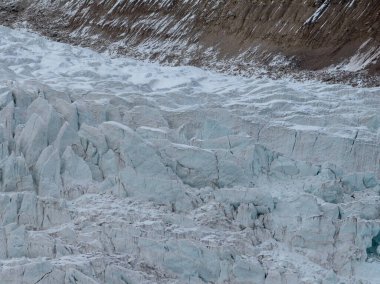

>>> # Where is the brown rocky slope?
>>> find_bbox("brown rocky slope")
[1,0,379,85]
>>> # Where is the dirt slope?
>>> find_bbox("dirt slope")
[1,0,379,84]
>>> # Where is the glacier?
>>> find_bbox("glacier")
[0,25,379,283]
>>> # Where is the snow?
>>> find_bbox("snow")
[304,0,330,25]
[0,25,379,283]
[335,39,380,72]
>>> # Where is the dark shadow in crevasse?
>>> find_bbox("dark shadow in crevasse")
[367,232,380,259]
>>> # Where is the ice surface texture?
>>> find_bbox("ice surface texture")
[0,26,379,283]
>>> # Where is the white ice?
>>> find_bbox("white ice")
[0,25,379,283]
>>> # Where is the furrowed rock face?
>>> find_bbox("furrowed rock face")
[0,0,379,78]
[0,26,379,283]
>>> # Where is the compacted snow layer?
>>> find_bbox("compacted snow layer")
[0,26,379,283]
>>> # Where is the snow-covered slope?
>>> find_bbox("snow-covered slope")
[0,26,380,283]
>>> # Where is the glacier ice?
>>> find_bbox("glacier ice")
[0,25,379,283]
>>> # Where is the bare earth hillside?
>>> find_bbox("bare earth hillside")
[0,0,379,85]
